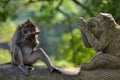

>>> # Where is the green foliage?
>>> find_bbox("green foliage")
[58,29,95,66]
[0,21,16,42]
[50,56,74,66]
[0,49,11,64]
[83,0,120,23]
[0,0,22,21]
[0,21,16,64]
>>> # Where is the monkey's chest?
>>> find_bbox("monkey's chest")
[21,47,33,58]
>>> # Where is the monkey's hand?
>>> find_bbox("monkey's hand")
[25,32,39,40]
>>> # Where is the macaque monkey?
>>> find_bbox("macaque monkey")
[10,19,60,75]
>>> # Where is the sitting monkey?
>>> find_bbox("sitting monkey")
[10,19,60,75]
[78,13,120,70]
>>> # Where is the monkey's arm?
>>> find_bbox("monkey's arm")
[12,44,24,65]
[15,34,30,44]
[13,40,30,75]
[78,18,107,51]
[81,30,92,48]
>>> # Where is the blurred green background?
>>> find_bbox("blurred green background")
[0,0,120,67]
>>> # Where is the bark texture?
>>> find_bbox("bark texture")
[0,65,79,80]
[0,65,120,80]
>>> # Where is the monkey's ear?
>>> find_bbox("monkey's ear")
[18,24,23,30]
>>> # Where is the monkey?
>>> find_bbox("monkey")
[77,13,120,70]
[10,19,60,75]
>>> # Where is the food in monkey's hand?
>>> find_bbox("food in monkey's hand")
[26,31,39,39]
[28,31,40,36]
[32,32,40,35]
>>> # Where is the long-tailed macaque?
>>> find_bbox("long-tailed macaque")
[10,19,60,75]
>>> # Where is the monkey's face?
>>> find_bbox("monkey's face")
[20,19,39,37]
[22,20,36,34]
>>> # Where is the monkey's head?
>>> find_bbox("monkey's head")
[19,19,39,36]
[87,13,116,37]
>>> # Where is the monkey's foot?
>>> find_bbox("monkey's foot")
[18,65,30,76]
[48,66,62,74]
[80,63,95,70]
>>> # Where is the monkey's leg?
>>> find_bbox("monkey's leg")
[81,53,120,70]
[24,48,61,73]
[13,46,30,76]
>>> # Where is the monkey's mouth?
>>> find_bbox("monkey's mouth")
[28,31,39,36]
[31,32,39,35]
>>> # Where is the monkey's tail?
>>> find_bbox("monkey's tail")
[0,62,12,65]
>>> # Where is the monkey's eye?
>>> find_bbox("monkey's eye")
[30,24,34,27]
[26,24,33,29]
[26,25,30,28]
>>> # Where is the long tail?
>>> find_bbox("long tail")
[0,62,13,65]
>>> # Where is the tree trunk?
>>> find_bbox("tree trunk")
[0,64,79,80]
[0,64,120,80]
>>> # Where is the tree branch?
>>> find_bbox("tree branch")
[56,0,73,40]
[56,0,76,63]
[0,65,79,80]
[56,0,70,22]
[72,0,94,17]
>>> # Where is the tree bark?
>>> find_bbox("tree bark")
[0,64,79,80]
[1,64,120,80]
